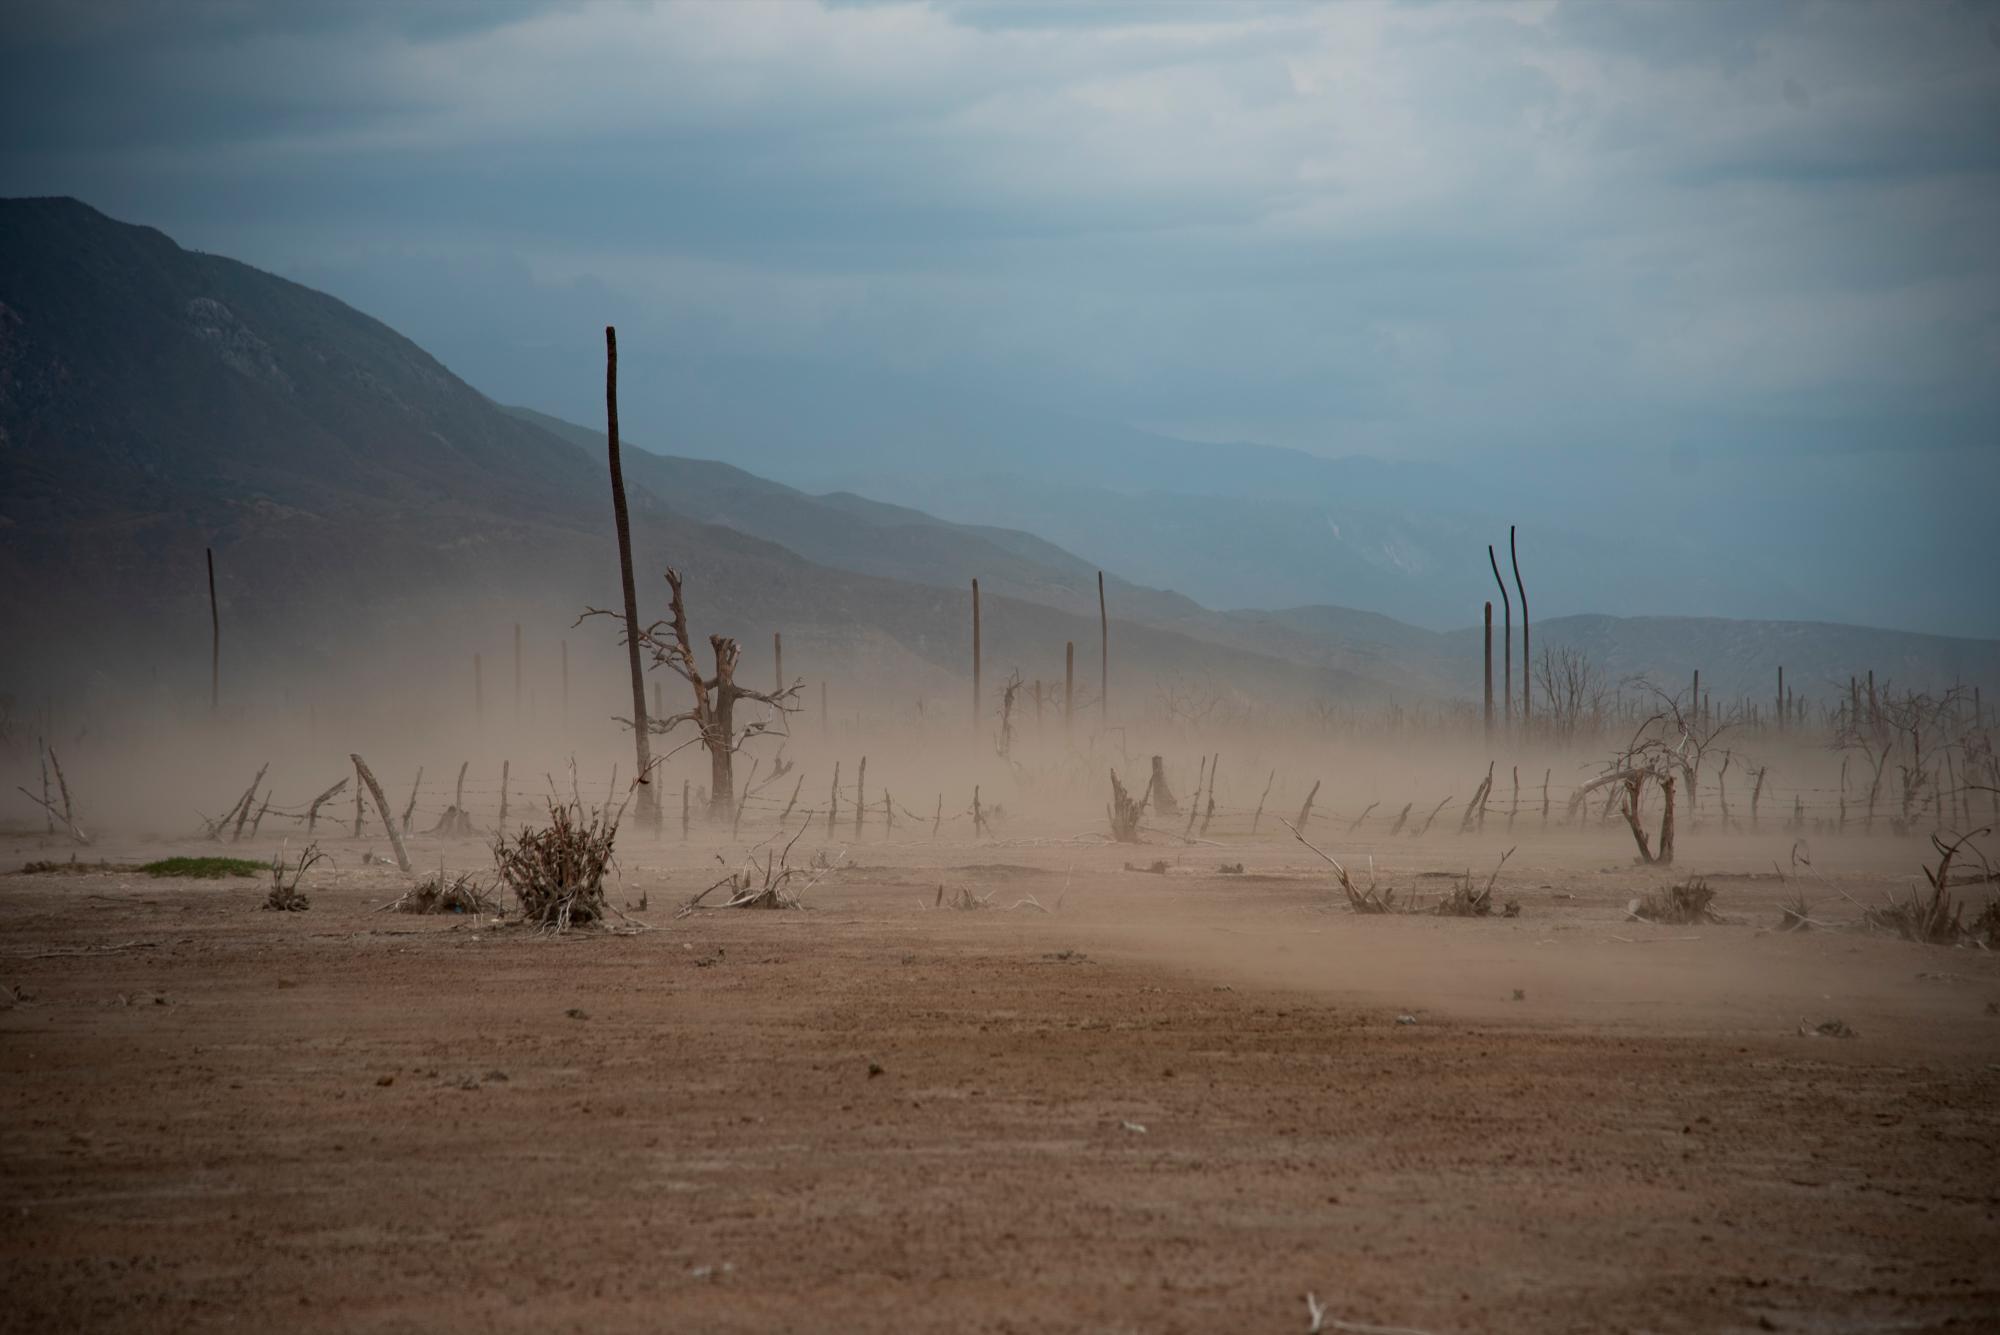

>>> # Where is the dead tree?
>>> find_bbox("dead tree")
[1250,768,1276,833]
[1488,544,1511,728]
[602,326,656,826]
[587,568,802,819]
[971,579,982,734]
[1145,755,1180,816]
[18,747,88,845]
[1295,778,1321,833]
[206,546,220,713]
[854,756,867,838]
[1483,600,1494,736]
[304,775,348,835]
[1510,525,1530,729]
[350,753,412,872]
[1107,769,1146,842]
[1098,571,1109,723]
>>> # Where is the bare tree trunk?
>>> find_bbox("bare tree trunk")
[206,547,219,713]
[1250,768,1275,833]
[38,738,52,834]
[403,768,421,834]
[305,777,347,835]
[1294,778,1320,833]
[1488,545,1511,730]
[1510,525,1529,729]
[350,753,412,872]
[1145,756,1179,815]
[353,759,364,837]
[603,326,655,827]
[855,756,867,838]
[1622,773,1655,863]
[1657,775,1676,865]
[774,632,783,695]
[709,683,736,816]
[970,579,982,735]
[498,759,510,830]
[1065,640,1075,743]
[827,762,840,835]
[1483,600,1493,737]
[1098,571,1109,723]
[229,762,269,842]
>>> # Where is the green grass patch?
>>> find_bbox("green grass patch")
[141,856,265,879]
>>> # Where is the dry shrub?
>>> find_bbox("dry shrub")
[1778,888,1815,932]
[1864,883,1965,945]
[1631,877,1720,925]
[494,802,617,931]
[264,844,325,912]
[942,885,993,911]
[1433,847,1515,918]
[395,871,495,916]
[1974,897,2000,949]
[679,816,828,916]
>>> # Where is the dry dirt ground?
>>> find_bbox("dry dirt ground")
[2,824,1997,1333]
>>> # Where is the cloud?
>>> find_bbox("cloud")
[1,0,1995,461]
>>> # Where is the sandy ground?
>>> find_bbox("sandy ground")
[2,823,1997,1333]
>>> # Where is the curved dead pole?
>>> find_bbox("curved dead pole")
[1510,524,1530,728]
[1488,544,1511,729]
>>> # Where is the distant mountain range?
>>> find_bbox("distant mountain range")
[3,197,1994,718]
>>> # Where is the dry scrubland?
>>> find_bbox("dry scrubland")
[4,699,1999,1333]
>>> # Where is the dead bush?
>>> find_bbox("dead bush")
[680,815,833,915]
[394,871,495,916]
[1864,830,1992,945]
[1433,847,1514,918]
[264,843,325,912]
[1630,877,1720,925]
[494,802,617,931]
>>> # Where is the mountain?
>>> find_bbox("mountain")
[0,197,1375,718]
[487,350,1994,638]
[3,197,1991,730]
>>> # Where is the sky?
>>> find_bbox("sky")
[4,0,1995,454]
[3,1,1998,635]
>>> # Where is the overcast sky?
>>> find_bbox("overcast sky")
[4,0,1997,463]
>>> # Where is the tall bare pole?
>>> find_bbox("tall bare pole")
[1487,544,1511,728]
[971,578,982,733]
[1483,601,1493,738]
[1064,639,1075,742]
[773,631,783,695]
[604,326,655,825]
[205,547,219,712]
[1098,571,1109,724]
[1509,525,1529,728]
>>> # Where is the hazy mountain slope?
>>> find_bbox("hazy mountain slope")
[520,350,1992,638]
[0,198,1384,711]
[499,413,1999,708]
[504,405,1250,644]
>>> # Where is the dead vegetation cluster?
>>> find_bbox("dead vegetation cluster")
[263,844,325,912]
[493,801,618,930]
